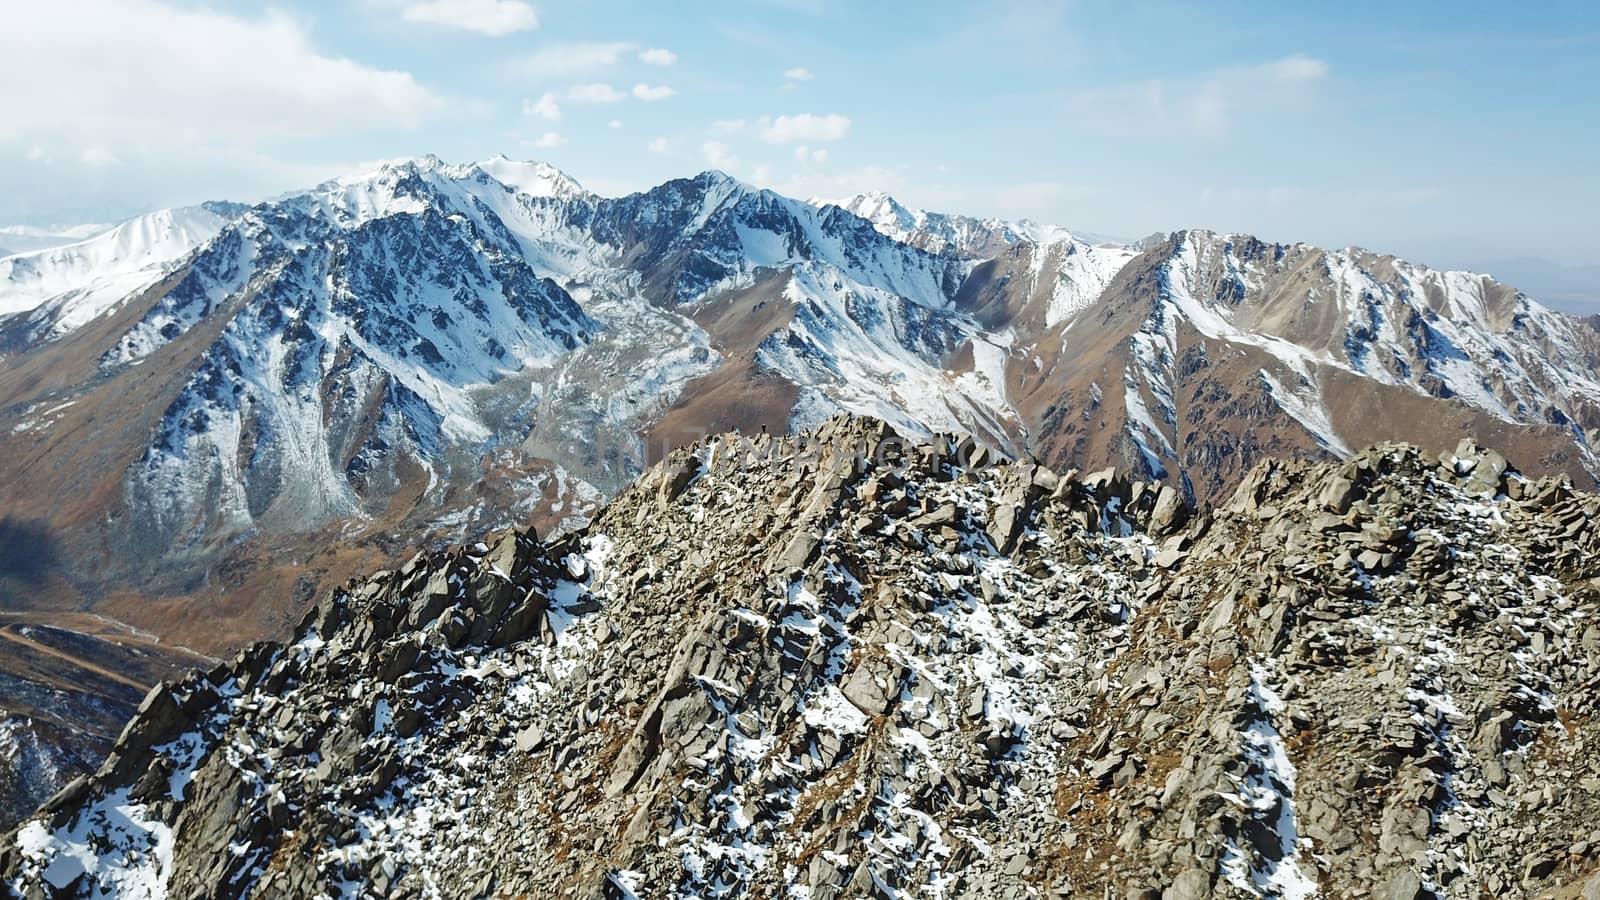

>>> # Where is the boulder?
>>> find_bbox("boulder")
[1149,485,1188,534]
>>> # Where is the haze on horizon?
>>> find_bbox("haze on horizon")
[1,0,1596,307]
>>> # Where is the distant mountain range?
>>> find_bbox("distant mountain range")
[4,154,1599,608]
[3,157,1600,820]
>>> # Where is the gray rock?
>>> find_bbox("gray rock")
[1149,485,1188,534]
[514,726,546,752]
[660,456,703,503]
[1162,868,1211,900]
[1384,868,1424,900]
[1319,475,1359,514]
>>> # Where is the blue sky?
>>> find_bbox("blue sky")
[3,0,1597,271]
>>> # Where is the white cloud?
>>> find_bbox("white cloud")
[522,91,560,120]
[639,47,677,65]
[1064,55,1329,140]
[507,41,634,78]
[702,140,739,171]
[528,131,565,149]
[1267,55,1329,82]
[608,119,624,129]
[793,145,826,164]
[401,0,538,36]
[632,84,675,102]
[79,147,122,168]
[784,67,815,81]
[647,137,669,154]
[0,1,442,162]
[758,113,851,143]
[567,83,625,103]
[711,119,746,134]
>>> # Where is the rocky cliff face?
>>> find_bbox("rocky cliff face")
[6,417,1599,899]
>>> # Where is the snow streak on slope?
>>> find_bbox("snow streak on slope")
[104,160,600,551]
[1258,369,1350,456]
[1037,239,1139,327]
[1110,230,1600,478]
[1219,664,1318,900]
[757,262,1019,449]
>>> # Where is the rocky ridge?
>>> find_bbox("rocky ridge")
[5,416,1600,898]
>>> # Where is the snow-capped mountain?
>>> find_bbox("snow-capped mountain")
[1018,229,1600,498]
[95,158,604,570]
[472,154,592,201]
[2,155,1599,654]
[836,190,1139,328]
[0,157,1006,604]
[836,190,1075,258]
[0,203,244,338]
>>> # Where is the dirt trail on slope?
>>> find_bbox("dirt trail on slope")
[0,625,149,692]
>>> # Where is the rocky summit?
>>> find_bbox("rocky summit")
[5,416,1600,899]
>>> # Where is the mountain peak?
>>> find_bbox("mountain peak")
[835,191,1077,258]
[472,156,590,201]
[690,168,746,191]
[840,190,919,227]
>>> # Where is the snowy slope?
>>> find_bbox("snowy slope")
[836,189,1135,325]
[95,160,601,553]
[836,191,1076,258]
[1108,229,1600,483]
[0,205,240,331]
[1033,237,1140,327]
[471,154,592,201]
[757,260,1020,446]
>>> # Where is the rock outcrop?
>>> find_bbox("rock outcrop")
[5,418,1600,898]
